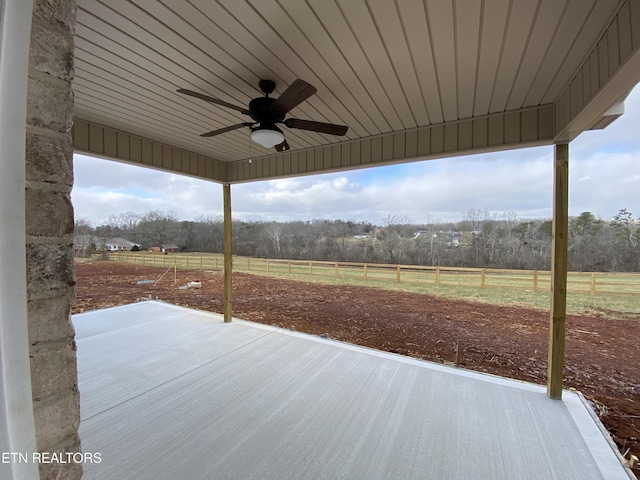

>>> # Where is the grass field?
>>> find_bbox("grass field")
[105,252,640,319]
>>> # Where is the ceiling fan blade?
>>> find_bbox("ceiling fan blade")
[275,140,290,152]
[271,79,317,115]
[200,123,253,137]
[284,118,348,136]
[177,88,250,115]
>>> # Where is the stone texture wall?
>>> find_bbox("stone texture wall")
[26,1,81,478]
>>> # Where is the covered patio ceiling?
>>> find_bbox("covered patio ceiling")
[72,0,640,184]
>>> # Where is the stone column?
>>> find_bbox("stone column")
[26,1,82,478]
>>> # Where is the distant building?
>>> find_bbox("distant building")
[105,237,142,251]
[161,243,180,253]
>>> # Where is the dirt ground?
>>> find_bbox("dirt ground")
[72,261,640,467]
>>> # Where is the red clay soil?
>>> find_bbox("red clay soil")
[72,261,640,468]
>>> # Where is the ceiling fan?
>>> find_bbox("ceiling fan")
[177,79,348,151]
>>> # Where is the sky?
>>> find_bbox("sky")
[72,85,640,227]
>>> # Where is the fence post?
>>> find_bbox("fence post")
[436,266,440,285]
[335,263,339,278]
[309,261,313,275]
[533,270,538,291]
[200,256,203,269]
[396,265,401,283]
[247,257,250,270]
[590,273,596,296]
[364,264,368,280]
[288,260,292,274]
[481,269,486,288]
[267,259,270,272]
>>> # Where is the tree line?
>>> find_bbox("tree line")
[74,208,640,272]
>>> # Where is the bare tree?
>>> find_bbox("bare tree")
[462,208,490,265]
[137,210,184,248]
[264,222,284,257]
[74,218,94,257]
[610,209,640,270]
[461,208,490,233]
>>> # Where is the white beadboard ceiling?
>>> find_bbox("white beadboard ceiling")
[73,0,639,180]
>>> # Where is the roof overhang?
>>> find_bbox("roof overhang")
[72,0,640,184]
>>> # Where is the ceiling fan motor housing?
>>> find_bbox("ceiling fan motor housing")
[258,79,276,95]
[248,96,284,127]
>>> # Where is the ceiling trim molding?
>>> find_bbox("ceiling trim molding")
[225,105,554,184]
[72,119,227,183]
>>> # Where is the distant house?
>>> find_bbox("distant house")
[105,237,142,252]
[446,238,460,248]
[148,246,162,253]
[161,243,180,253]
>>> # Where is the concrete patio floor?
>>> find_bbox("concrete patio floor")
[74,301,632,479]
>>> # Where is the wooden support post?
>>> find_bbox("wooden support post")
[223,184,233,323]
[396,265,401,282]
[364,264,368,280]
[548,143,569,399]
[533,270,538,291]
[590,272,596,296]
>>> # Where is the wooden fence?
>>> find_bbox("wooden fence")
[105,253,640,296]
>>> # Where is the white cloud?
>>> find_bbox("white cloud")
[72,155,221,225]
[229,149,554,224]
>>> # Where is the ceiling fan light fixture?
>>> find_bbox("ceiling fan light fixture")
[251,126,284,148]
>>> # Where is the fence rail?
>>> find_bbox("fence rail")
[103,253,640,296]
